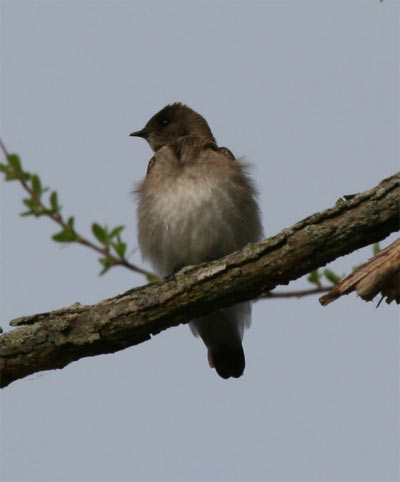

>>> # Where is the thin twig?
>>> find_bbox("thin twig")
[258,287,331,300]
[0,138,10,157]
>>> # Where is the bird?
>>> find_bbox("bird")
[130,102,263,379]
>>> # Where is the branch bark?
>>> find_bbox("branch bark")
[1,172,399,388]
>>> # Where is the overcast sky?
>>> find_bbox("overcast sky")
[0,1,399,481]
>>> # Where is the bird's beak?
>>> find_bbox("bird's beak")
[129,128,149,139]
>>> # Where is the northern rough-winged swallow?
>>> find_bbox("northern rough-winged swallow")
[130,102,263,379]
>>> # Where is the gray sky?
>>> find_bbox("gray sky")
[0,1,399,481]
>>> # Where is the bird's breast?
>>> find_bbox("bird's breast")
[137,167,239,275]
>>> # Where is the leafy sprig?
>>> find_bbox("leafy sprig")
[0,139,155,280]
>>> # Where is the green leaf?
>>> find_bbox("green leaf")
[110,226,125,238]
[92,223,108,244]
[5,171,18,181]
[0,163,9,173]
[323,269,341,286]
[307,269,320,286]
[22,198,42,216]
[50,191,59,211]
[31,174,42,197]
[113,240,126,258]
[67,216,75,229]
[146,273,159,283]
[373,243,380,255]
[99,256,114,275]
[7,154,22,174]
[52,230,77,242]
[23,198,37,209]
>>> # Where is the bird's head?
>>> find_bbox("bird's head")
[130,102,216,152]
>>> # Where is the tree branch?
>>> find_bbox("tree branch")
[1,172,399,388]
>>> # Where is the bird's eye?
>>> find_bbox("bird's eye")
[161,118,169,126]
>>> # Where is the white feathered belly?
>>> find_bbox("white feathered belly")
[139,177,236,275]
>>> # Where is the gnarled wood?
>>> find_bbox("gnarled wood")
[320,238,400,305]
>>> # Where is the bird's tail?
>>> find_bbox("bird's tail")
[208,344,245,379]
[189,302,251,379]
